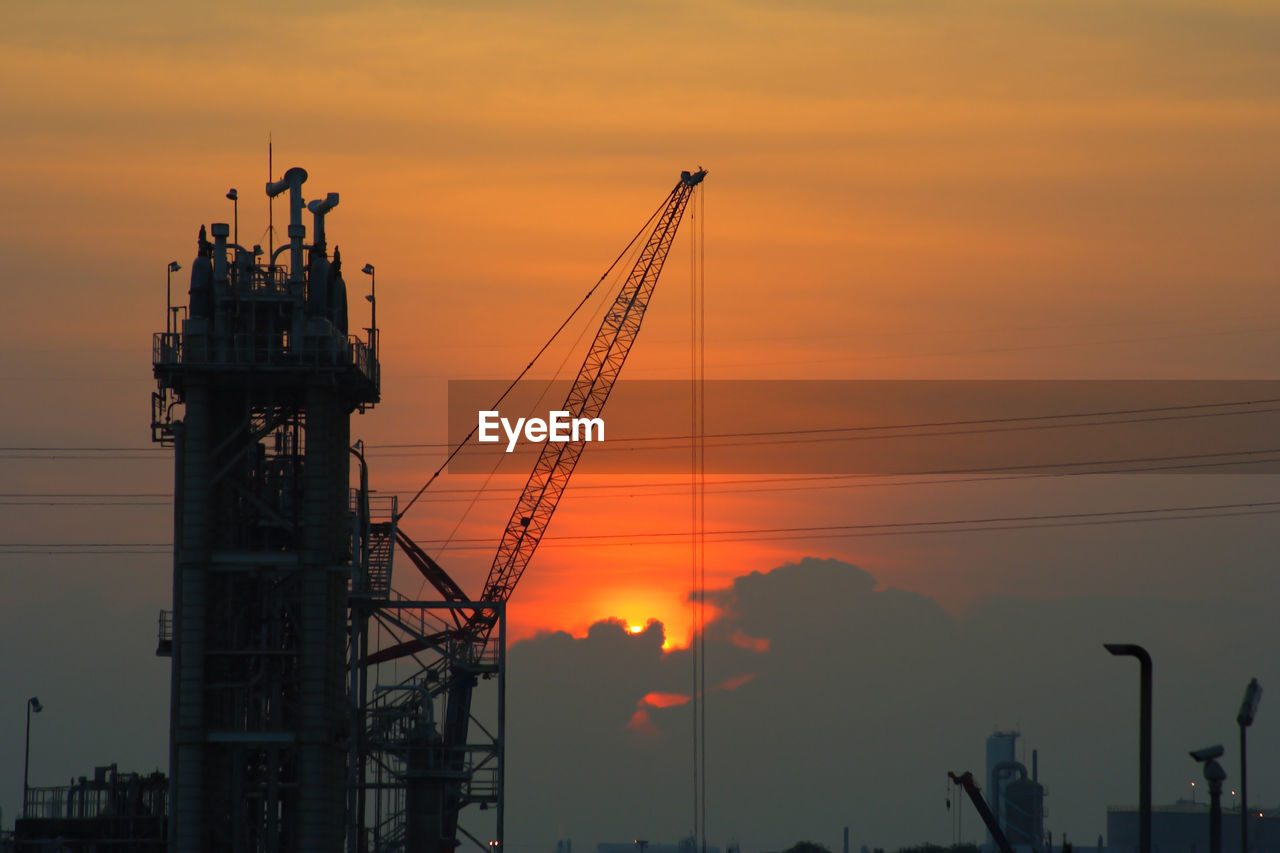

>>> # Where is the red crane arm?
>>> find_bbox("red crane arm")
[368,169,706,665]
[472,168,706,630]
[948,771,1016,853]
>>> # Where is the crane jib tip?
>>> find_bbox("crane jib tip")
[681,168,708,186]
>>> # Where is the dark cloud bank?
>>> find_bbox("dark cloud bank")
[506,557,1279,851]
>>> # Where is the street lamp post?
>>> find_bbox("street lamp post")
[1238,678,1262,853]
[166,261,182,334]
[361,263,377,361]
[1106,643,1152,853]
[227,188,239,248]
[23,696,43,818]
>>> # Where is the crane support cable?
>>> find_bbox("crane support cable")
[419,233,652,574]
[689,181,700,850]
[689,177,709,853]
[476,172,706,626]
[395,187,676,521]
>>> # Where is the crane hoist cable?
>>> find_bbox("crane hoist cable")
[416,244,644,598]
[423,213,652,566]
[689,184,699,850]
[396,188,675,521]
[688,178,709,852]
[368,168,707,667]
[697,179,708,853]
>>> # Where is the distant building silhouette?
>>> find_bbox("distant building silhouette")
[984,730,1046,847]
[1108,801,1280,852]
[13,763,166,851]
[597,842,719,853]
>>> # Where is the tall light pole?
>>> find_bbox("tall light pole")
[1106,643,1152,853]
[1238,678,1262,853]
[23,696,42,818]
[227,188,239,249]
[361,263,376,360]
[166,261,182,335]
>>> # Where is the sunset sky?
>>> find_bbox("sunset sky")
[2,0,1279,848]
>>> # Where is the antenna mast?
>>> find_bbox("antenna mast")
[267,135,274,261]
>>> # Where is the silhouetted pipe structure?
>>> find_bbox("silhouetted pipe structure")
[153,166,378,853]
[990,761,1025,835]
[1106,643,1152,853]
[308,192,339,252]
[330,248,348,334]
[266,166,308,284]
[189,227,213,321]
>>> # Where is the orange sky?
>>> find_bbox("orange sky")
[6,5,1280,848]
[3,0,1280,643]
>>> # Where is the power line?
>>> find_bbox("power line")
[0,501,170,506]
[7,499,1279,554]
[413,498,1280,543]
[0,454,165,461]
[0,550,168,555]
[362,398,1280,456]
[0,447,165,452]
[3,397,1277,460]
[396,498,1280,548]
[2,446,1278,507]
[0,543,171,549]
[0,493,171,497]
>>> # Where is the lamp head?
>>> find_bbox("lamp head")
[361,264,374,276]
[226,188,238,201]
[1238,677,1262,727]
[29,696,42,713]
[168,261,182,273]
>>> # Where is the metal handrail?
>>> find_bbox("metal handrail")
[153,330,379,385]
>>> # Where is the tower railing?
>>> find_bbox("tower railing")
[153,330,378,385]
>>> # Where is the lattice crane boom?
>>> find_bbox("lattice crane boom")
[475,167,705,629]
[366,168,705,667]
[354,169,706,853]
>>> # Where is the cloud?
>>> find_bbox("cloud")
[505,557,1280,851]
